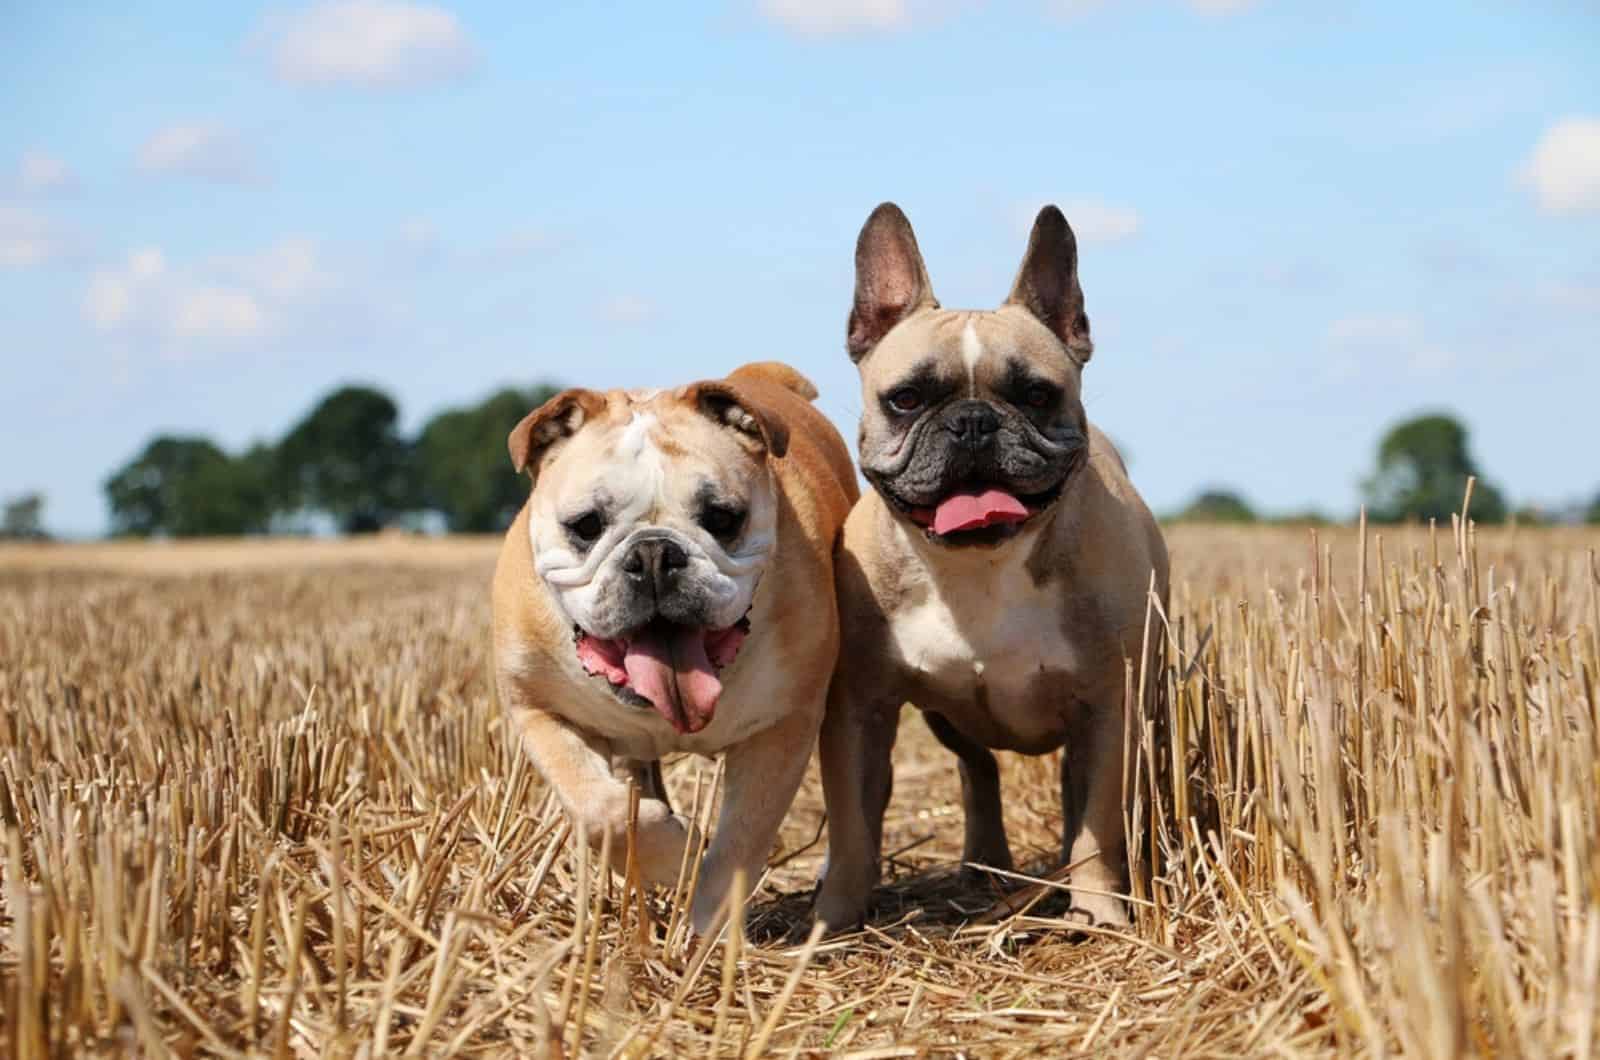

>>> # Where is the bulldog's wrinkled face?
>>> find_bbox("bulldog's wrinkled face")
[858,306,1088,547]
[510,385,784,734]
[847,202,1094,548]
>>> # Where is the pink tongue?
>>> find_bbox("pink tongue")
[931,488,1030,535]
[623,627,723,734]
[576,635,627,685]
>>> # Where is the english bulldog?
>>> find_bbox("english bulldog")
[813,204,1169,931]
[494,362,857,935]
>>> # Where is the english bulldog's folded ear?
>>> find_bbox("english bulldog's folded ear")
[847,202,939,362]
[1005,205,1093,364]
[687,382,789,459]
[508,389,608,477]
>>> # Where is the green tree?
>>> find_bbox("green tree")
[275,386,411,533]
[1586,492,1600,525]
[1174,488,1257,524]
[1,493,48,540]
[414,385,559,532]
[1362,413,1508,525]
[237,443,285,519]
[105,437,271,537]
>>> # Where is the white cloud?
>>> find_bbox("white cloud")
[598,294,657,325]
[1518,116,1600,215]
[1327,312,1421,346]
[170,287,265,340]
[84,248,264,346]
[1259,259,1334,291]
[15,150,76,195]
[766,0,1259,35]
[1050,0,1261,17]
[1325,312,1454,378]
[759,0,918,35]
[1049,0,1108,14]
[467,224,560,264]
[1538,281,1600,315]
[137,124,260,183]
[394,217,443,263]
[229,236,337,300]
[1184,0,1258,14]
[83,268,135,328]
[82,238,342,355]
[260,0,477,88]
[1060,200,1141,243]
[0,206,71,267]
[483,225,557,260]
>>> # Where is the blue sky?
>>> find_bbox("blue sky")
[3,1,1597,535]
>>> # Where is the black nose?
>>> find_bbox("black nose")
[622,539,689,595]
[944,400,1000,444]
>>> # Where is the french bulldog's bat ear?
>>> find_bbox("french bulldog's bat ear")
[507,388,608,477]
[1005,205,1093,364]
[689,382,790,459]
[847,202,939,362]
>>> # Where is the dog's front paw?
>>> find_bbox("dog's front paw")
[1066,890,1131,932]
[812,853,878,934]
[812,881,869,935]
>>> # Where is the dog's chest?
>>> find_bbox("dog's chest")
[886,560,1085,751]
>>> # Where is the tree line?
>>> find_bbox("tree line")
[100,383,559,537]
[3,402,1596,541]
[1172,412,1600,526]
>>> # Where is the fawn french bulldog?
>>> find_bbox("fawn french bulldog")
[814,204,1169,931]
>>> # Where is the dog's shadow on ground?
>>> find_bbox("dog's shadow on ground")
[744,859,1078,947]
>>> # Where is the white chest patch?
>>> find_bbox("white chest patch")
[961,320,985,389]
[886,545,1083,745]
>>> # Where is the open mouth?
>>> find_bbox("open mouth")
[892,481,1066,548]
[573,615,749,734]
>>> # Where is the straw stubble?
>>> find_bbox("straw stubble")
[1,523,1596,1055]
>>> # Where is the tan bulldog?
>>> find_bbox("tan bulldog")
[813,204,1169,931]
[494,362,857,935]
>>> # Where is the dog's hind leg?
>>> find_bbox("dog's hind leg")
[922,711,1014,876]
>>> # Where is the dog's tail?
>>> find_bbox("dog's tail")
[727,361,819,402]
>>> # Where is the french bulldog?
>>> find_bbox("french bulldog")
[494,362,857,935]
[813,203,1169,931]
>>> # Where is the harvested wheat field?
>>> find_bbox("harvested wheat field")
[2,521,1597,1057]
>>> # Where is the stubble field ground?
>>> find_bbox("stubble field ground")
[1,523,1597,1057]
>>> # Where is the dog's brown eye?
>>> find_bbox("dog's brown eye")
[564,511,605,544]
[887,386,923,413]
[1024,384,1056,409]
[699,505,746,539]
